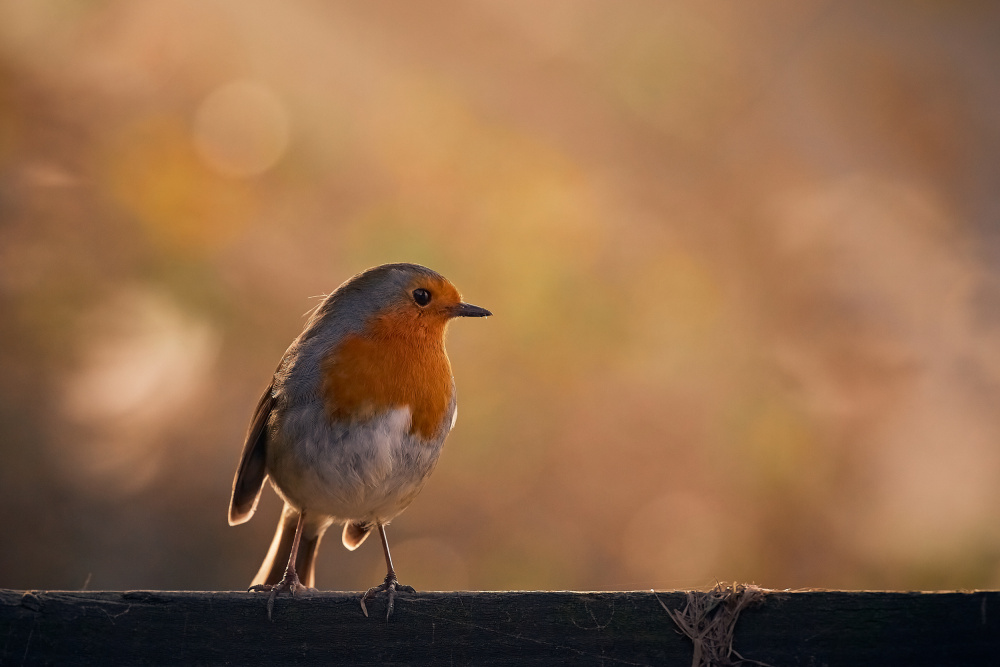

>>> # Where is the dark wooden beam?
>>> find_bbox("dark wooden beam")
[1,589,997,665]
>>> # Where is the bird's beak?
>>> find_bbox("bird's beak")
[451,302,492,318]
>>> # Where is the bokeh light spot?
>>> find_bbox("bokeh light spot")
[57,287,220,495]
[193,79,290,178]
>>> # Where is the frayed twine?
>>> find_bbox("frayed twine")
[656,583,771,667]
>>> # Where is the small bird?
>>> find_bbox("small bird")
[228,263,490,619]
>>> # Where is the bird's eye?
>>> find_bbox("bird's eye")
[412,288,432,306]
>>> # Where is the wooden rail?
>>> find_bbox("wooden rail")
[2,588,997,665]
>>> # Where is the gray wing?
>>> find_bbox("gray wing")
[228,382,274,525]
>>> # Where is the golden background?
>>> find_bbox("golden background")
[1,1,999,593]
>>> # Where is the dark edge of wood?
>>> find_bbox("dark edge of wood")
[1,589,997,666]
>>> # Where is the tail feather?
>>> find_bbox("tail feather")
[342,522,373,551]
[250,503,331,588]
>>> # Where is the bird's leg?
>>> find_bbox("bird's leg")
[249,510,312,619]
[360,524,415,619]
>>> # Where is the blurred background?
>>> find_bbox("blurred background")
[1,0,999,594]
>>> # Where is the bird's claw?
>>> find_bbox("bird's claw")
[249,573,314,620]
[360,572,415,620]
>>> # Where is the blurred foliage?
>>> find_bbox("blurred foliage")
[1,0,999,593]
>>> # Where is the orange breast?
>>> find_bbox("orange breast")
[321,310,454,440]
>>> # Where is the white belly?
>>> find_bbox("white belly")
[266,403,446,524]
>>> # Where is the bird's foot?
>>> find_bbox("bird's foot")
[360,572,415,619]
[249,572,315,620]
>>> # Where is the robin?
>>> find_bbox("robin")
[228,263,491,619]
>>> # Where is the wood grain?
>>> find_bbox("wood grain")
[1,589,997,665]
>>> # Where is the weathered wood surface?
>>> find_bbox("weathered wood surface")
[1,589,997,665]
